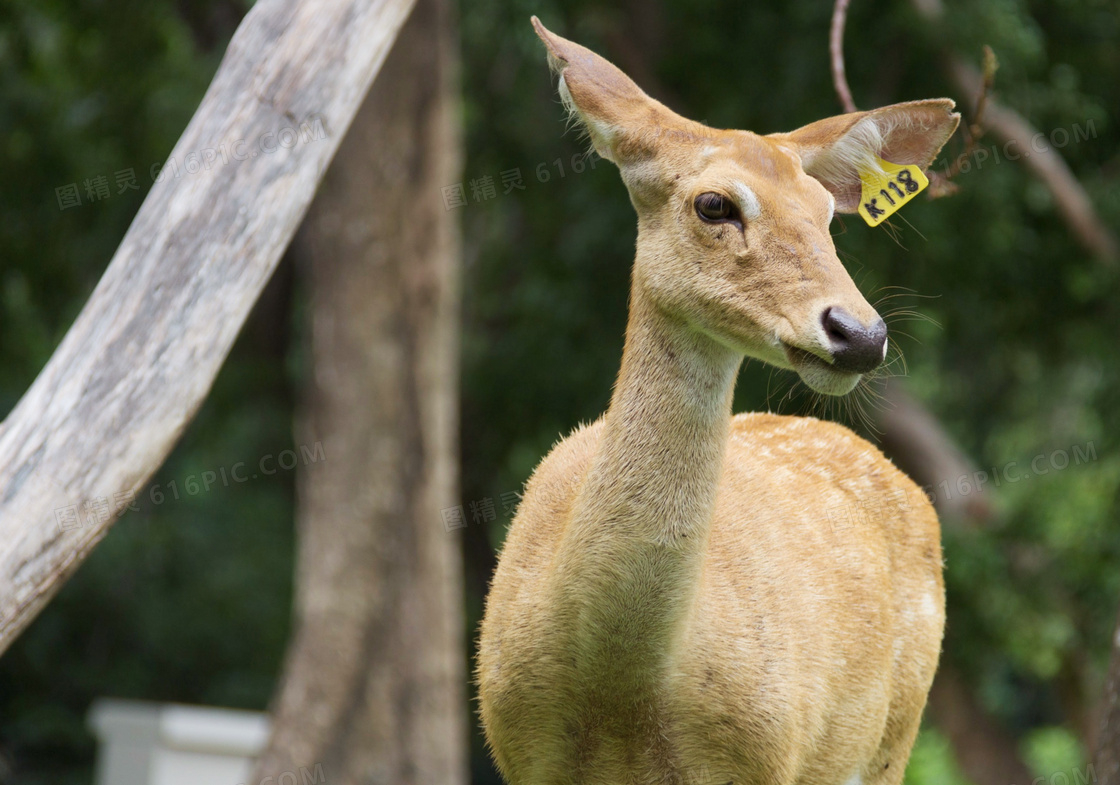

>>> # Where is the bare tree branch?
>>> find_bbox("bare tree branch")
[947,59,1118,263]
[0,0,418,656]
[927,46,998,198]
[830,0,858,113]
[911,0,1119,264]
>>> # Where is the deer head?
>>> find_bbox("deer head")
[532,17,959,396]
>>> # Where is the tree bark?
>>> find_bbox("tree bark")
[1094,607,1120,785]
[0,0,417,656]
[248,0,466,781]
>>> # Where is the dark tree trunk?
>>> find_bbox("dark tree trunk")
[250,0,466,780]
[1094,607,1120,785]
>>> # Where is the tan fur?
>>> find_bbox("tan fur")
[477,19,959,785]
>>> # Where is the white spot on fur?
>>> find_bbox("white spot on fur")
[920,590,940,620]
[733,182,762,221]
[844,772,863,785]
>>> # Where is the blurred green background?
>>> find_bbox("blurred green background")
[1,0,1118,782]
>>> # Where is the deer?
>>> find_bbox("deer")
[477,17,960,785]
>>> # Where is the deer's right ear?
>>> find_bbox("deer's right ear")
[530,17,683,166]
[771,100,960,212]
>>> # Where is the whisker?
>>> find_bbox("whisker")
[878,219,907,250]
[895,211,928,243]
[888,329,922,345]
[882,309,936,326]
[873,292,940,307]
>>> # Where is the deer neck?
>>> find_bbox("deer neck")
[582,280,742,543]
[551,274,742,693]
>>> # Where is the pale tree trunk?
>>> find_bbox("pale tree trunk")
[0,0,417,656]
[249,0,466,781]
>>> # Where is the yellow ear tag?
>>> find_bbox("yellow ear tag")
[857,156,929,227]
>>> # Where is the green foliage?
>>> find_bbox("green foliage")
[1023,726,1086,780]
[905,728,974,785]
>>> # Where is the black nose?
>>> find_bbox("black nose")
[821,307,887,374]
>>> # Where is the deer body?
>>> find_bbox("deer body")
[477,19,958,785]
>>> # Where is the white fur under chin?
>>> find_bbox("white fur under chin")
[798,363,861,396]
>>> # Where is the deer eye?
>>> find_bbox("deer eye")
[694,192,739,224]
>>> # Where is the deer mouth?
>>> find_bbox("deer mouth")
[781,342,861,396]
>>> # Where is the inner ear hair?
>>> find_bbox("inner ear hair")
[803,114,894,210]
[786,101,960,212]
[555,72,606,158]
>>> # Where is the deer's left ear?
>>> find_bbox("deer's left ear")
[530,16,696,166]
[770,100,960,212]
